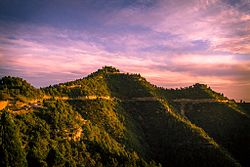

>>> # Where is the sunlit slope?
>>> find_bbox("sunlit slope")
[0,76,43,101]
[0,73,154,166]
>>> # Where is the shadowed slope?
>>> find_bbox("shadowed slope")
[161,85,250,166]
[104,71,240,167]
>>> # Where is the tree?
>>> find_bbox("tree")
[0,111,27,167]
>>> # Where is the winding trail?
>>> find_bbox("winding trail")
[172,99,229,104]
[1,96,230,115]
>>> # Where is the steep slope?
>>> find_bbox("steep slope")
[161,85,250,166]
[104,71,240,167]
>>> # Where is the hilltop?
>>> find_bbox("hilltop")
[0,66,249,167]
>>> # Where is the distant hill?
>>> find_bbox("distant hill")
[0,66,249,167]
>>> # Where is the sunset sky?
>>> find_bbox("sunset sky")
[0,0,249,101]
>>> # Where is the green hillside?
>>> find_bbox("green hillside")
[161,83,227,100]
[0,66,248,167]
[105,71,240,166]
[161,85,250,166]
[0,76,43,101]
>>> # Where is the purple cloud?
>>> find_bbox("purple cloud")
[0,0,249,101]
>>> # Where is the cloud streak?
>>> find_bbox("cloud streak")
[0,0,249,101]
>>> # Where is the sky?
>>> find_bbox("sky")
[0,0,250,101]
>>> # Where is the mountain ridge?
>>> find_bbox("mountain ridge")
[0,66,249,167]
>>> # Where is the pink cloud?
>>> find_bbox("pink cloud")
[1,1,250,101]
[109,0,250,55]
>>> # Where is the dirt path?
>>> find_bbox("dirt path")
[42,95,159,102]
[53,95,112,101]
[3,96,230,115]
[0,101,8,110]
[126,97,159,101]
[172,98,229,104]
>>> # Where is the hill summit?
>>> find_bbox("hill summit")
[0,66,249,167]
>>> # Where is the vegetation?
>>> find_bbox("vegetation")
[42,68,112,98]
[0,111,27,167]
[0,66,249,166]
[177,102,250,167]
[0,76,43,101]
[161,83,227,100]
[105,72,240,166]
[160,84,250,166]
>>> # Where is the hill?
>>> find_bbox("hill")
[0,76,43,101]
[0,66,249,167]
[160,85,250,167]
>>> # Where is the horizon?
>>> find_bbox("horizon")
[0,0,250,101]
[2,66,249,102]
